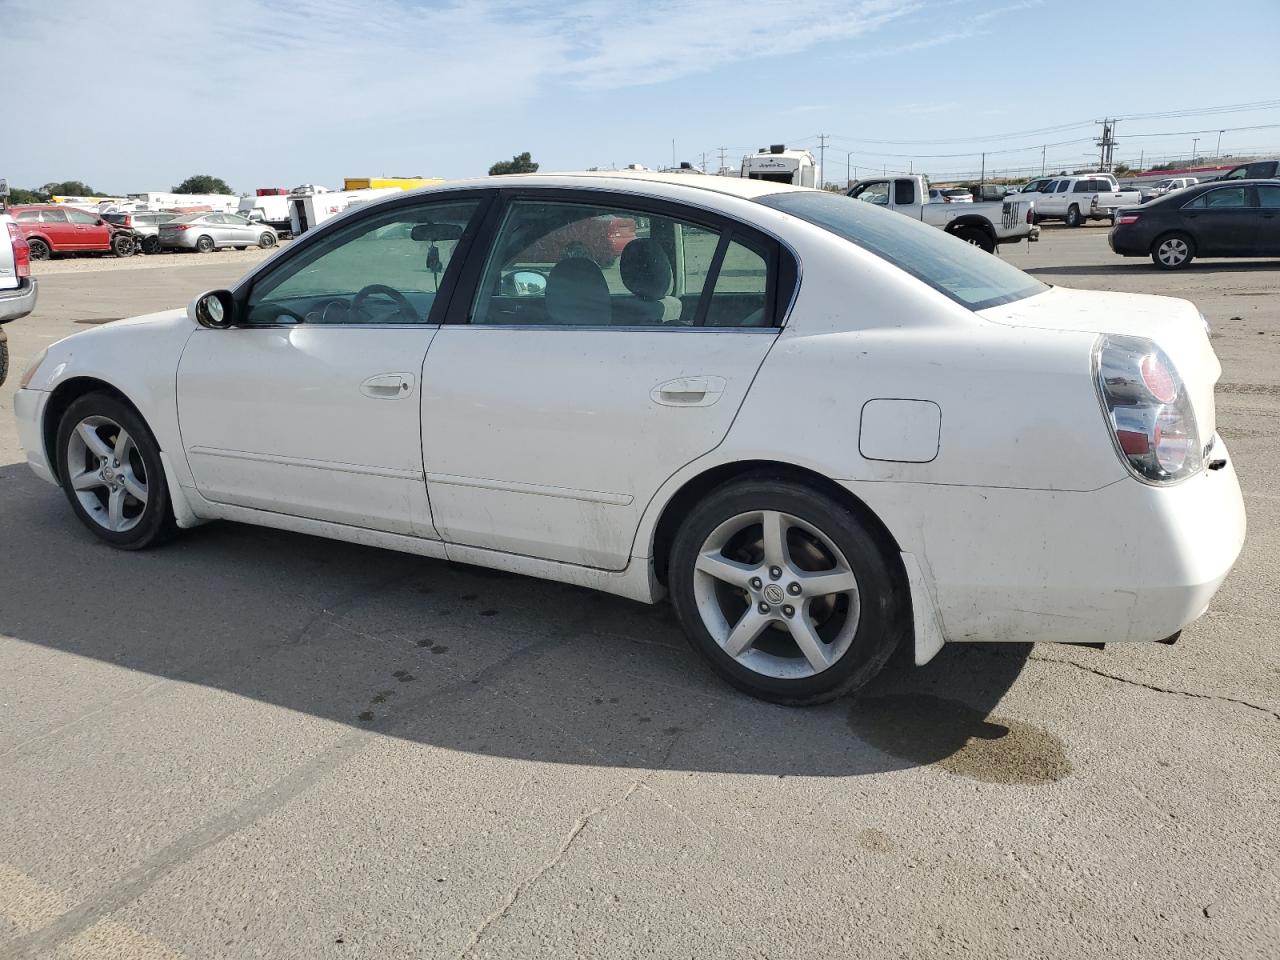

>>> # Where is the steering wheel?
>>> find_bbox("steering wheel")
[351,284,418,323]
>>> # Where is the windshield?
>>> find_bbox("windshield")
[759,190,1046,311]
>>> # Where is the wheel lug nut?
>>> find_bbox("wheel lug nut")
[749,577,762,590]
[783,605,795,617]
[769,566,782,580]
[758,602,770,614]
[787,582,801,596]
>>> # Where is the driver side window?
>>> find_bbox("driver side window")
[246,198,482,325]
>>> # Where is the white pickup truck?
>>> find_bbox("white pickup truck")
[846,175,1038,252]
[1011,173,1142,226]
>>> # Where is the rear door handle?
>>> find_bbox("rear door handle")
[651,376,726,407]
[361,373,415,399]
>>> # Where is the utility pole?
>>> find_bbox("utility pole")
[817,133,829,189]
[717,146,728,175]
[980,152,986,187]
[671,138,676,169]
[846,151,853,188]
[1095,118,1117,172]
[1041,144,1046,176]
[701,151,707,174]
[1192,137,1200,163]
[1215,130,1224,159]
[1138,149,1144,172]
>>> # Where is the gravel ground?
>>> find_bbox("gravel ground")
[29,243,287,277]
[0,225,1277,960]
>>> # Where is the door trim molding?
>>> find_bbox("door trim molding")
[188,445,423,481]
[425,471,633,506]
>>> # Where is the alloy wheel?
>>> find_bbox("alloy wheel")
[65,415,149,532]
[1157,237,1189,266]
[691,510,861,679]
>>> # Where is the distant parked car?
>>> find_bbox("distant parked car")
[517,214,636,267]
[0,212,38,386]
[970,184,1007,202]
[7,204,133,259]
[941,189,973,203]
[1109,179,1280,268]
[102,211,178,254]
[1215,159,1280,181]
[1140,177,1199,203]
[159,213,277,253]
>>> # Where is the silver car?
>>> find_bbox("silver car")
[158,213,277,253]
[102,211,178,254]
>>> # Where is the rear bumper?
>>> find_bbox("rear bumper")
[14,387,57,484]
[159,234,199,249]
[1109,228,1150,257]
[0,277,37,323]
[850,444,1246,646]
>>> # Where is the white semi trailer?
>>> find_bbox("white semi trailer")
[288,187,401,235]
[741,145,818,187]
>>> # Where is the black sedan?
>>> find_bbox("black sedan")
[1109,179,1280,269]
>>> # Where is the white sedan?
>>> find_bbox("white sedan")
[12,173,1246,704]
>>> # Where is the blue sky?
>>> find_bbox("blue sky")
[4,0,1279,192]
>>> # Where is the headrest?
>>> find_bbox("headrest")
[619,239,674,301]
[545,257,610,325]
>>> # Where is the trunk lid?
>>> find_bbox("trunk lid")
[978,285,1219,441]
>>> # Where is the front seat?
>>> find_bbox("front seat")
[619,239,682,324]
[545,257,611,325]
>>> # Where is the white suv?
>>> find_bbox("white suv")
[0,211,39,385]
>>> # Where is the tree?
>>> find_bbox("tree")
[488,152,539,176]
[173,174,234,195]
[41,180,100,197]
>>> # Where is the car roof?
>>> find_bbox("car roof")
[405,171,799,202]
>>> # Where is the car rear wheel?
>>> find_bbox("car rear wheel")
[27,238,51,260]
[1152,233,1195,269]
[195,235,215,254]
[1065,204,1082,228]
[669,478,906,705]
[952,225,995,253]
[258,232,276,249]
[55,393,176,550]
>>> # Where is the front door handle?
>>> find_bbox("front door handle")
[361,373,414,399]
[651,376,726,407]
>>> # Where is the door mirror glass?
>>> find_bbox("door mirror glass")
[194,289,235,328]
[500,270,548,297]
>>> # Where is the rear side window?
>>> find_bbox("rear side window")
[1258,186,1280,208]
[760,190,1046,311]
[16,211,39,222]
[469,199,778,328]
[1184,188,1248,209]
[1073,181,1093,193]
[894,179,916,205]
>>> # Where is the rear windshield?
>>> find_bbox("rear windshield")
[759,191,1046,311]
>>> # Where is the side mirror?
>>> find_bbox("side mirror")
[192,289,236,329]
[502,270,547,297]
[95,218,105,225]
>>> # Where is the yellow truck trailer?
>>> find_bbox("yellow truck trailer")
[342,177,444,191]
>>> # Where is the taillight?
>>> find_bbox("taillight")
[1117,213,1140,225]
[173,224,191,231]
[1026,205,1034,224]
[1095,335,1202,484]
[6,223,30,278]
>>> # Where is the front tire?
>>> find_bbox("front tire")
[669,478,906,705]
[1152,233,1195,270]
[55,392,176,549]
[111,233,136,257]
[1065,204,1082,228]
[258,232,276,249]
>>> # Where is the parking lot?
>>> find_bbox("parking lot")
[0,226,1276,959]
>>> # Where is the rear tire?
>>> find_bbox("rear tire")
[1065,204,1082,228]
[1152,232,1195,270]
[668,478,906,705]
[27,238,51,260]
[55,392,177,550]
[953,225,995,253]
[195,235,215,253]
[141,236,161,255]
[0,336,9,388]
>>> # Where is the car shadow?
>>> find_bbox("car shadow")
[0,463,1036,780]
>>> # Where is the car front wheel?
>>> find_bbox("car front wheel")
[1152,233,1195,269]
[1065,204,1082,227]
[55,393,176,549]
[669,478,906,705]
[259,232,277,249]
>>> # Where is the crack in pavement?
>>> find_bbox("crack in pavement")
[454,781,642,960]
[968,646,1280,721]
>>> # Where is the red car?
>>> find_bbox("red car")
[520,214,637,267]
[7,204,130,260]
